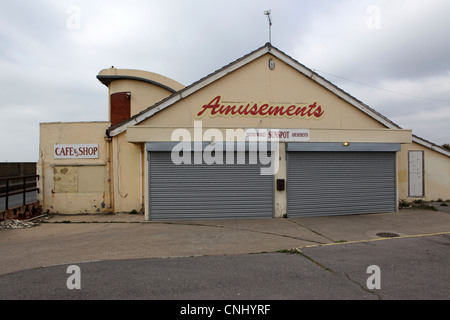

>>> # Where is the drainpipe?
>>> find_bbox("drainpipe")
[140,144,143,212]
[105,130,113,211]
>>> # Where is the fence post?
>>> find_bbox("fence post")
[23,176,26,206]
[5,179,9,210]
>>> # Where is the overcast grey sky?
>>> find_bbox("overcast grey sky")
[1,0,449,162]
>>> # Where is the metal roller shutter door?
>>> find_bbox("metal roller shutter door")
[287,152,396,217]
[149,152,273,221]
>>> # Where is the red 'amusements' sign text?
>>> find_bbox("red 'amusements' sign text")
[196,96,325,119]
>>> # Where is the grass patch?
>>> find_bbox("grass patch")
[419,204,438,211]
[278,249,300,254]
[398,199,411,209]
[399,200,439,211]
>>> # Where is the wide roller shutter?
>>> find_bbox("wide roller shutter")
[149,152,273,221]
[287,152,396,217]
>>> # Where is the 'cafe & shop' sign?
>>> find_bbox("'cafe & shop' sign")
[54,144,99,159]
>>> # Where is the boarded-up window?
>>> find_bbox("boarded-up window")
[54,166,105,193]
[408,151,424,197]
[54,167,78,193]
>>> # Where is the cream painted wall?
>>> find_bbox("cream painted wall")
[398,142,450,201]
[126,126,411,144]
[37,122,112,214]
[109,79,177,117]
[138,54,387,130]
[274,143,287,218]
[111,132,143,213]
[98,68,184,120]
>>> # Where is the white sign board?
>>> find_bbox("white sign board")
[54,144,99,159]
[408,151,424,197]
[245,129,310,142]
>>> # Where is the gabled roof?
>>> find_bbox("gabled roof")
[106,42,401,137]
[413,135,450,158]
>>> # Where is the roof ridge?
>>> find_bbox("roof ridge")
[413,134,450,157]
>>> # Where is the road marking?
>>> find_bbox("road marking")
[295,231,450,251]
[41,260,101,268]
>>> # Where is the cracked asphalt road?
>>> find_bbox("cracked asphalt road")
[1,233,449,301]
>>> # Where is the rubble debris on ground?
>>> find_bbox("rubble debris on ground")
[0,219,37,230]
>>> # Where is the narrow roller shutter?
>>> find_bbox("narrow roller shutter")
[149,152,273,221]
[287,152,396,217]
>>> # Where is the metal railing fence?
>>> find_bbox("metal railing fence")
[0,175,39,211]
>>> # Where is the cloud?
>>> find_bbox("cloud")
[292,0,450,144]
[295,0,450,79]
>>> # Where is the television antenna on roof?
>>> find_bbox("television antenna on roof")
[264,10,272,44]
